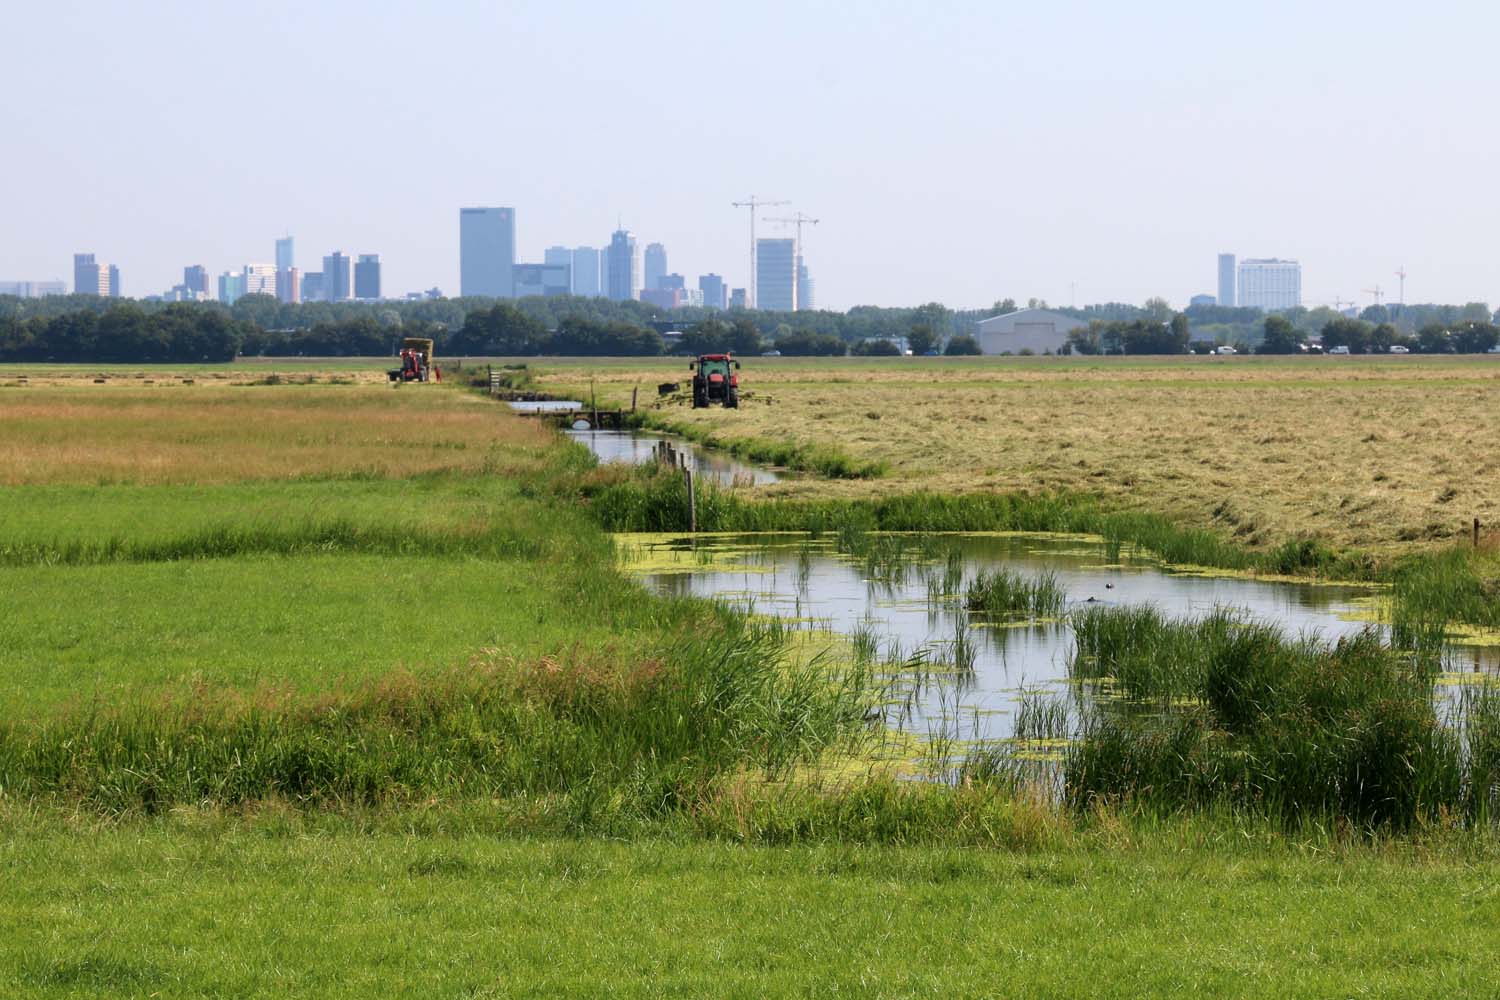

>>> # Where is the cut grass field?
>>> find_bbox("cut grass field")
[534,354,1500,555]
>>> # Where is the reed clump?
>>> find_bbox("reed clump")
[1064,606,1492,829]
[965,569,1067,619]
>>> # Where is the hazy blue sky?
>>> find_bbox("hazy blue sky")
[4,0,1498,310]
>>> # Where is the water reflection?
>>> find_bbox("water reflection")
[566,428,780,486]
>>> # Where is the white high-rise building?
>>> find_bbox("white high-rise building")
[1237,258,1301,311]
[755,238,797,311]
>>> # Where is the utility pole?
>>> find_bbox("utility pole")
[765,212,820,310]
[732,195,788,309]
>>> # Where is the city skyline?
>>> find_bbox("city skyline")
[5,3,1500,309]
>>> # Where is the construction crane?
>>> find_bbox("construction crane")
[765,212,820,310]
[731,195,789,309]
[1332,296,1355,313]
[1363,285,1384,307]
[1394,266,1407,306]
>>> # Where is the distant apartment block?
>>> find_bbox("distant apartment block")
[0,280,66,297]
[301,271,325,302]
[1217,253,1236,307]
[543,246,574,292]
[640,287,682,310]
[243,264,277,297]
[354,254,381,300]
[460,207,516,297]
[1237,258,1301,311]
[1189,293,1217,308]
[607,229,638,302]
[729,287,747,309]
[512,263,570,298]
[643,242,667,291]
[797,259,814,311]
[73,253,113,296]
[183,265,209,298]
[698,273,726,310]
[323,252,352,302]
[217,271,246,305]
[755,238,796,311]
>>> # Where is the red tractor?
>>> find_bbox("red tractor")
[689,353,741,408]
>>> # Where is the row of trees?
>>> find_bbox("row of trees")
[1065,316,1192,356]
[0,304,248,362]
[0,293,978,347]
[1256,315,1500,355]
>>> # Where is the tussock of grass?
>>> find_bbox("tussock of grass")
[966,568,1067,619]
[1064,606,1496,829]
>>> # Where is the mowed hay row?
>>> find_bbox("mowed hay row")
[541,357,1500,552]
[0,386,558,485]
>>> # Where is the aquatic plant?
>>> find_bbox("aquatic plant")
[965,569,1067,620]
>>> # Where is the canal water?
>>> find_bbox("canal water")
[620,531,1498,742]
[507,400,780,486]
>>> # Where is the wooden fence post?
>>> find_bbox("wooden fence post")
[685,467,696,532]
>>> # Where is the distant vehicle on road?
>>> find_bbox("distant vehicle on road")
[1215,345,1237,355]
[1328,345,1351,355]
[1389,345,1410,354]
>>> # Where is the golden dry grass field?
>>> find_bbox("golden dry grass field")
[0,378,554,485]
[537,354,1500,555]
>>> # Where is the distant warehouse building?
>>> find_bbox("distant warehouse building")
[975,307,1088,355]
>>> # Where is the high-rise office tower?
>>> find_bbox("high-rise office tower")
[1237,258,1301,311]
[243,264,277,297]
[184,265,209,298]
[354,254,381,300]
[1217,253,1236,308]
[107,265,120,298]
[73,254,108,296]
[729,288,747,309]
[607,229,638,301]
[755,238,797,311]
[643,242,667,291]
[459,207,516,297]
[659,273,685,292]
[323,252,352,302]
[796,258,814,311]
[698,274,726,310]
[275,237,296,303]
[571,247,601,297]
